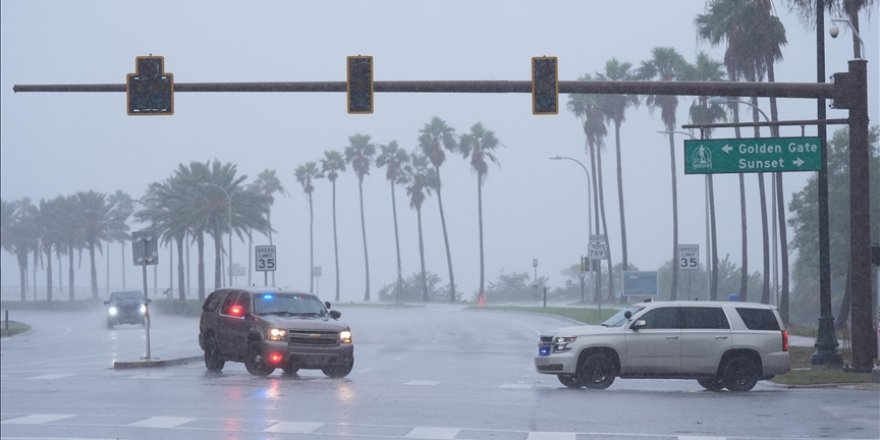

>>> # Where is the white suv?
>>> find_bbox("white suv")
[534,301,790,392]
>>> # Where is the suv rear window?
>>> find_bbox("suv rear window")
[736,308,781,330]
[681,307,730,329]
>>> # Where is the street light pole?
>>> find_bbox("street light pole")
[550,156,596,303]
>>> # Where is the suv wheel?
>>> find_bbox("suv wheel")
[321,358,354,378]
[697,377,724,391]
[557,374,583,389]
[722,356,759,392]
[203,336,225,372]
[577,352,616,390]
[244,342,275,376]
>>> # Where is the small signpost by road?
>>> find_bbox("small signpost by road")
[684,137,822,174]
[588,234,607,261]
[255,245,276,286]
[131,229,158,360]
[678,244,699,270]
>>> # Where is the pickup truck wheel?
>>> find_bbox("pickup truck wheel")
[557,374,583,389]
[577,352,616,390]
[322,358,354,378]
[203,336,225,372]
[722,356,759,392]
[244,343,275,376]
[697,377,724,391]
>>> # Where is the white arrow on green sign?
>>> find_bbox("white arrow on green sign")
[684,136,822,174]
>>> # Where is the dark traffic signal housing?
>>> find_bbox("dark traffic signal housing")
[126,56,173,115]
[347,56,373,114]
[531,56,558,115]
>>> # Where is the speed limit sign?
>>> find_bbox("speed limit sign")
[255,245,276,272]
[678,244,699,270]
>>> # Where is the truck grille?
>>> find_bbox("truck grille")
[288,330,339,345]
[540,336,554,344]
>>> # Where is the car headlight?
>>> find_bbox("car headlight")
[108,307,118,316]
[268,328,287,341]
[554,336,577,352]
[339,330,352,344]
[139,305,147,314]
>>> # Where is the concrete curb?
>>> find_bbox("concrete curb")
[113,355,203,369]
[771,381,880,390]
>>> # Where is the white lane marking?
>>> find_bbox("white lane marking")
[127,416,195,428]
[265,421,323,433]
[526,432,576,440]
[26,374,74,380]
[404,380,440,386]
[679,437,726,440]
[501,383,533,389]
[1,414,75,424]
[358,368,374,373]
[394,356,406,361]
[405,426,460,439]
[130,372,176,379]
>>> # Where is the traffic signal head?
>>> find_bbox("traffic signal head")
[126,56,173,115]
[532,56,558,115]
[347,56,373,114]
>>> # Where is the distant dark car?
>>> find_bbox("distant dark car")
[198,287,354,377]
[104,291,147,328]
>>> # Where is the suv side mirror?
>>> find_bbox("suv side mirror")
[329,310,341,320]
[624,311,632,320]
[631,320,647,331]
[103,300,109,305]
[325,301,332,309]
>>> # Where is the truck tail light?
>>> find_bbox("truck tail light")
[782,330,789,352]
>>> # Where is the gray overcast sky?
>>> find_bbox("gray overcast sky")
[2,1,877,301]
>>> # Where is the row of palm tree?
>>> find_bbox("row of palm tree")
[1,192,130,301]
[292,118,501,303]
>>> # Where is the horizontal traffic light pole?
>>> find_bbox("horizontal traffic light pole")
[13,79,835,99]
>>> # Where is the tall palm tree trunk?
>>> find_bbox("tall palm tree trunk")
[358,180,370,301]
[435,173,456,302]
[120,241,126,288]
[89,243,98,298]
[417,207,428,302]
[308,192,314,294]
[667,131,680,300]
[197,233,206,300]
[177,236,185,301]
[17,251,27,301]
[733,104,749,302]
[588,141,601,303]
[596,142,614,300]
[614,121,628,273]
[768,63,790,323]
[68,247,74,300]
[45,247,53,301]
[268,212,275,286]
[332,181,340,301]
[391,182,403,304]
[213,225,222,290]
[477,175,486,302]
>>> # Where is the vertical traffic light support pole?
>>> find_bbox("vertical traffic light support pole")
[846,59,874,371]
[142,260,151,360]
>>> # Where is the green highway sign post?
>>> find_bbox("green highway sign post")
[684,136,822,174]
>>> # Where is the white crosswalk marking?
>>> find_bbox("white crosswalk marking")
[526,432,576,440]
[127,416,195,428]
[404,380,441,386]
[405,426,460,439]
[265,421,323,433]
[2,414,74,424]
[26,374,74,380]
[679,437,726,440]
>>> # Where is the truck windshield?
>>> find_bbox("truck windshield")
[253,293,326,316]
[601,304,646,327]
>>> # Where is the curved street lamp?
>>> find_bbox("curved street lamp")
[200,183,239,287]
[550,155,596,304]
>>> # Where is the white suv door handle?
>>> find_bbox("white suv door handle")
[715,336,728,340]
[666,336,679,340]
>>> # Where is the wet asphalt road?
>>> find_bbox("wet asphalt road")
[1,305,877,440]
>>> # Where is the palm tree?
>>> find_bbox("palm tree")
[107,190,134,290]
[458,123,501,304]
[250,169,287,286]
[405,153,436,302]
[3,199,38,300]
[137,180,188,301]
[418,117,459,302]
[686,52,728,300]
[320,151,347,301]
[54,195,82,301]
[597,59,640,276]
[786,0,873,59]
[638,47,689,300]
[35,199,60,301]
[344,134,377,301]
[295,162,323,294]
[73,191,115,298]
[375,141,411,304]
[568,76,613,302]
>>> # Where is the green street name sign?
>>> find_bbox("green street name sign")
[684,137,822,174]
